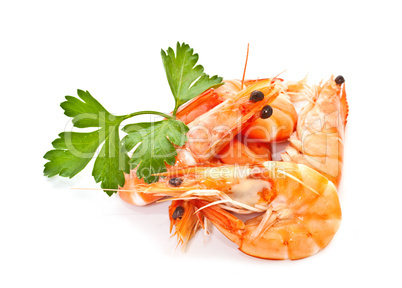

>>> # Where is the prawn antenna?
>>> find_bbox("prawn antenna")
[71,188,133,192]
[241,43,250,90]
[272,69,287,81]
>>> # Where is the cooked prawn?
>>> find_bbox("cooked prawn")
[174,78,298,164]
[177,78,300,143]
[173,77,300,166]
[281,75,348,187]
[241,91,298,143]
[216,79,299,143]
[138,161,342,260]
[177,78,281,164]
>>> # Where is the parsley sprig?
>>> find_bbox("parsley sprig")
[44,42,223,195]
[161,42,224,116]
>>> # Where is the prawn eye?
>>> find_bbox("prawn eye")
[261,105,273,119]
[172,206,184,220]
[169,177,183,187]
[335,75,345,85]
[249,90,264,102]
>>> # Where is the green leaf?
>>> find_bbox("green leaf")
[92,126,130,196]
[161,42,223,111]
[44,131,101,178]
[122,119,189,183]
[44,90,127,195]
[61,90,112,128]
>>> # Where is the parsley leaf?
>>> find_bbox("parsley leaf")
[44,90,129,195]
[44,130,101,178]
[122,119,189,183]
[161,42,223,114]
[93,126,130,196]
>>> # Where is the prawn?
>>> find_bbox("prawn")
[177,77,302,143]
[173,77,299,164]
[119,79,282,205]
[240,79,299,143]
[215,79,299,143]
[281,75,349,187]
[137,161,342,259]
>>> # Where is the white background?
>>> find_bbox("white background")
[1,0,401,287]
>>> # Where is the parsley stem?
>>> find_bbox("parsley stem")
[122,110,174,121]
[172,101,180,118]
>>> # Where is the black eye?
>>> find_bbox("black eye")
[261,105,273,119]
[172,206,184,220]
[335,75,345,85]
[169,177,183,187]
[249,90,264,102]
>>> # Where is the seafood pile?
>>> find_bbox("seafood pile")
[43,41,348,260]
[119,75,349,260]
